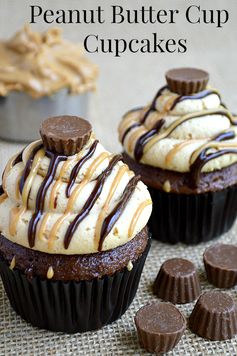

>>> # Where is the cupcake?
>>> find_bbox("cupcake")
[0,25,98,142]
[118,68,237,244]
[0,115,152,333]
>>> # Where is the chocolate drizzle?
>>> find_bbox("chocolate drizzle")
[121,86,167,145]
[134,120,165,162]
[170,89,221,111]
[19,143,43,194]
[99,175,140,251]
[13,150,24,166]
[28,151,67,247]
[64,154,122,249]
[140,85,167,124]
[121,123,140,144]
[66,140,98,198]
[190,130,237,186]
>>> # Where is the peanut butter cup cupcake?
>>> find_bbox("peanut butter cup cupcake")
[0,116,152,332]
[118,68,237,244]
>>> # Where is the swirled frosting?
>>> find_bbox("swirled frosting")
[0,136,152,254]
[119,86,237,182]
[0,25,98,98]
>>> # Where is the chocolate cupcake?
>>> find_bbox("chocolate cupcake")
[0,116,152,333]
[118,68,237,244]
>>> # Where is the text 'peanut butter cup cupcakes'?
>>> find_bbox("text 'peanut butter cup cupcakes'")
[118,67,237,244]
[154,258,201,304]
[204,244,237,288]
[0,116,152,333]
[189,291,237,341]
[135,302,186,354]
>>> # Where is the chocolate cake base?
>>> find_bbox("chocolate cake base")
[123,153,237,194]
[123,153,237,244]
[0,227,148,281]
[0,231,150,333]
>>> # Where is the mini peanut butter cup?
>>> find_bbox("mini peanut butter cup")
[204,244,237,288]
[40,116,92,155]
[189,291,237,341]
[135,302,186,354]
[166,68,209,95]
[153,258,201,304]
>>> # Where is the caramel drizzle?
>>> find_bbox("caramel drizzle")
[64,154,122,249]
[121,86,167,144]
[190,130,237,185]
[48,151,109,249]
[99,175,140,251]
[8,140,140,251]
[19,143,43,194]
[128,199,152,238]
[9,206,25,236]
[28,151,67,247]
[94,164,129,249]
[134,119,165,161]
[66,140,98,197]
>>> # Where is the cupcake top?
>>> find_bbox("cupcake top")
[0,25,98,98]
[0,116,152,255]
[119,68,237,186]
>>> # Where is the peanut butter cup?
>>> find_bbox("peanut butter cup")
[189,291,237,341]
[135,302,186,354]
[165,67,209,95]
[40,115,92,155]
[154,258,201,304]
[204,244,237,288]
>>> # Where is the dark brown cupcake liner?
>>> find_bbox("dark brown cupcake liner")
[154,258,201,304]
[189,291,237,341]
[148,184,237,244]
[0,239,150,333]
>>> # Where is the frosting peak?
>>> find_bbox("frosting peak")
[0,128,152,255]
[119,76,237,181]
[0,25,98,98]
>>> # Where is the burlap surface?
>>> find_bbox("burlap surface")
[0,141,237,356]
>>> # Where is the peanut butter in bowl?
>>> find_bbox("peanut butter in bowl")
[0,25,99,142]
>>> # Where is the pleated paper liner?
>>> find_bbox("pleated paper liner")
[149,184,237,244]
[0,239,150,333]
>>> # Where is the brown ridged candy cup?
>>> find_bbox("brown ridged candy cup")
[153,258,201,304]
[203,244,237,288]
[166,68,209,95]
[40,116,92,155]
[189,291,237,341]
[135,302,186,354]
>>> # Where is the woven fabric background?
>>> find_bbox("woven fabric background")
[0,137,236,355]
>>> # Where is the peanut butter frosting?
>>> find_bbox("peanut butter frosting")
[0,25,98,98]
[0,134,152,255]
[119,80,237,184]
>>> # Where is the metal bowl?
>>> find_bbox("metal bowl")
[0,90,90,142]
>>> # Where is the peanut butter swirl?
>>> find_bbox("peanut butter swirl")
[0,136,152,254]
[119,78,237,184]
[0,26,98,98]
